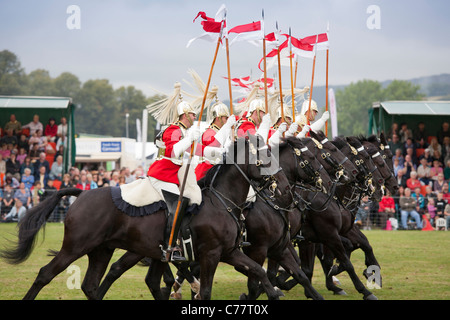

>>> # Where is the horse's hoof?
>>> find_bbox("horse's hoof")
[239,293,248,300]
[364,293,378,300]
[334,290,347,296]
[274,286,285,297]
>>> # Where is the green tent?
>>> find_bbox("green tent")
[369,100,450,138]
[0,95,76,173]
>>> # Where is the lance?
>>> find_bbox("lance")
[325,22,329,136]
[306,34,318,126]
[224,12,233,115]
[276,21,285,127]
[166,19,224,257]
[262,9,269,114]
[289,27,295,123]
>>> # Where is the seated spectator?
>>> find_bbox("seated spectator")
[60,173,73,189]
[427,137,442,161]
[1,198,26,223]
[0,143,10,159]
[378,191,396,229]
[433,173,446,193]
[57,117,68,143]
[412,186,425,214]
[426,198,437,226]
[22,114,43,136]
[417,157,432,186]
[5,152,21,181]
[399,187,423,230]
[442,183,450,202]
[16,147,27,165]
[419,149,433,167]
[0,154,6,176]
[437,121,450,145]
[28,143,40,161]
[49,155,63,181]
[43,178,57,199]
[396,168,407,188]
[430,160,444,181]
[20,156,34,176]
[87,173,98,189]
[413,121,428,143]
[5,175,19,189]
[424,185,437,205]
[75,172,91,190]
[3,114,22,136]
[1,129,18,147]
[406,171,422,190]
[21,167,34,190]
[435,192,448,219]
[356,195,372,229]
[17,134,29,153]
[415,137,428,151]
[388,122,399,141]
[405,146,418,166]
[14,182,31,209]
[33,152,50,177]
[403,138,416,156]
[399,122,413,143]
[403,154,417,179]
[392,148,404,167]
[388,134,403,154]
[1,184,15,216]
[44,117,58,142]
[35,165,49,189]
[442,137,450,164]
[444,160,450,181]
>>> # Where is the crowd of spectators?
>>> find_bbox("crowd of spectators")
[356,120,450,230]
[0,113,145,222]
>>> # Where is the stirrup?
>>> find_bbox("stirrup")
[161,245,186,263]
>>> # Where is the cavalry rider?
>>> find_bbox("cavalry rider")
[147,82,201,262]
[235,97,271,139]
[267,105,299,146]
[195,99,236,180]
[296,98,329,136]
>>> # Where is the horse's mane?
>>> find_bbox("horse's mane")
[331,136,348,150]
[356,134,378,144]
[346,136,364,148]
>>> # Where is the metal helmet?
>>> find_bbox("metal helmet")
[248,98,266,115]
[209,101,230,124]
[177,100,196,117]
[275,106,292,124]
[300,99,318,116]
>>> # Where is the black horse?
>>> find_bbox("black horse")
[86,136,333,300]
[0,135,289,300]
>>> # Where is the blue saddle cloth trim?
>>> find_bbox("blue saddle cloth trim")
[111,186,167,217]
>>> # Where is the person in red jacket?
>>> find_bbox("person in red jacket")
[146,83,201,262]
[195,101,236,181]
[44,117,58,142]
[235,98,271,139]
[378,191,396,228]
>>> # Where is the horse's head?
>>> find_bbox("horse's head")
[345,136,383,201]
[307,131,358,183]
[227,134,292,202]
[281,136,333,194]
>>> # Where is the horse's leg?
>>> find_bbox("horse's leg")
[96,252,144,300]
[145,259,171,300]
[275,246,324,300]
[240,247,268,300]
[81,246,114,300]
[23,248,82,300]
[224,249,282,300]
[198,250,221,300]
[317,245,347,295]
[324,235,377,300]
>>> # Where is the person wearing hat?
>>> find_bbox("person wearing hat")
[147,82,201,262]
[235,98,271,139]
[295,98,329,135]
[195,100,236,180]
[267,105,299,147]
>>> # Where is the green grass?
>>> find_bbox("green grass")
[0,223,449,300]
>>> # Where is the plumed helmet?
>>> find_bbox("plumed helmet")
[210,101,229,120]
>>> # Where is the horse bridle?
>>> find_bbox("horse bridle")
[309,137,349,180]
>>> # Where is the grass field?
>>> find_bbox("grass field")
[0,223,449,300]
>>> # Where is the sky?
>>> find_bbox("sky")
[1,0,450,102]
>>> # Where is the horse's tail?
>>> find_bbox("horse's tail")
[0,188,83,265]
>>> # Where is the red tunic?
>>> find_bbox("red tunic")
[236,118,257,137]
[147,123,186,185]
[195,126,221,181]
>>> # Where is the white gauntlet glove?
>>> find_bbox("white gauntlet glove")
[310,111,329,133]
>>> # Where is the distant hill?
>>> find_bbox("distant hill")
[309,73,450,110]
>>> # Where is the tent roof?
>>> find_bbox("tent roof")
[374,101,450,116]
[0,96,72,109]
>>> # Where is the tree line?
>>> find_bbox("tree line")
[1,49,425,139]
